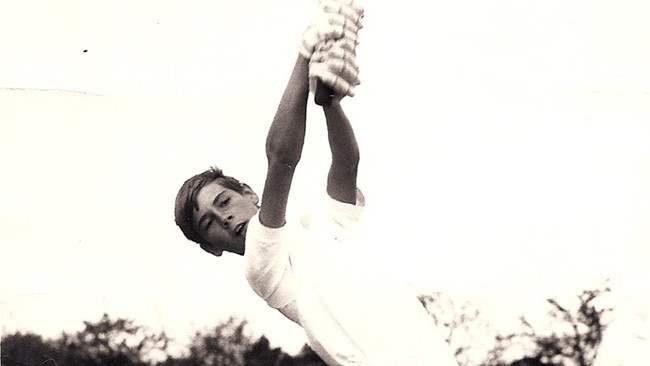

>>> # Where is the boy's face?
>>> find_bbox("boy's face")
[192,180,259,256]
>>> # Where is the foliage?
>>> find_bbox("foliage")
[175,317,252,366]
[1,313,326,366]
[57,313,170,366]
[165,318,325,366]
[509,358,553,366]
[292,344,329,366]
[2,314,170,366]
[419,292,492,366]
[2,285,612,366]
[1,332,60,366]
[484,284,612,366]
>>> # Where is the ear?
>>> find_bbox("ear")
[241,184,260,205]
[200,243,223,257]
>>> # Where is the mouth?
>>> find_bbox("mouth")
[234,221,248,237]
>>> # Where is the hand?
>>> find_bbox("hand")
[309,39,360,97]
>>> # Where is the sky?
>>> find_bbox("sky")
[1,0,650,361]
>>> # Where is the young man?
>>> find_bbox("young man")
[175,3,459,365]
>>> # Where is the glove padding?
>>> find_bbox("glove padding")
[309,39,360,97]
[301,0,364,98]
[299,0,364,59]
[320,0,364,26]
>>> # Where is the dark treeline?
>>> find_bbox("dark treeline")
[2,315,325,366]
[2,284,611,366]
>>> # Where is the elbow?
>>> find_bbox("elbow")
[265,135,302,169]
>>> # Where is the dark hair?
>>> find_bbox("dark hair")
[174,166,246,246]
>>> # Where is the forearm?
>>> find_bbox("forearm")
[260,55,310,228]
[324,99,360,204]
[324,100,359,166]
[265,56,310,166]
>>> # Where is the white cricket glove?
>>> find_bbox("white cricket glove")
[309,38,360,97]
[299,0,364,59]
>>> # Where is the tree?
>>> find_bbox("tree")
[419,291,492,366]
[55,313,170,366]
[1,332,60,366]
[509,357,553,366]
[177,316,253,366]
[291,344,328,366]
[243,336,296,366]
[157,317,325,366]
[485,284,612,366]
[3,314,323,366]
[2,315,169,366]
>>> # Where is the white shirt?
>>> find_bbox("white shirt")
[244,192,459,366]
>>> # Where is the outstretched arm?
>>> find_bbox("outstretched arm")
[259,55,310,229]
[323,98,360,205]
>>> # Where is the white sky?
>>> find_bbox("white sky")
[1,0,649,359]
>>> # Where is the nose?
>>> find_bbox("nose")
[207,207,234,229]
[220,214,234,228]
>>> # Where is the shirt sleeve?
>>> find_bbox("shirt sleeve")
[243,214,296,310]
[325,187,365,230]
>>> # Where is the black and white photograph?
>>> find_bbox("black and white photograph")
[1,1,649,365]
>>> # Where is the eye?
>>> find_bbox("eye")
[220,197,231,208]
[205,217,214,230]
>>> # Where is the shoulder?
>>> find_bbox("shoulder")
[244,215,291,269]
